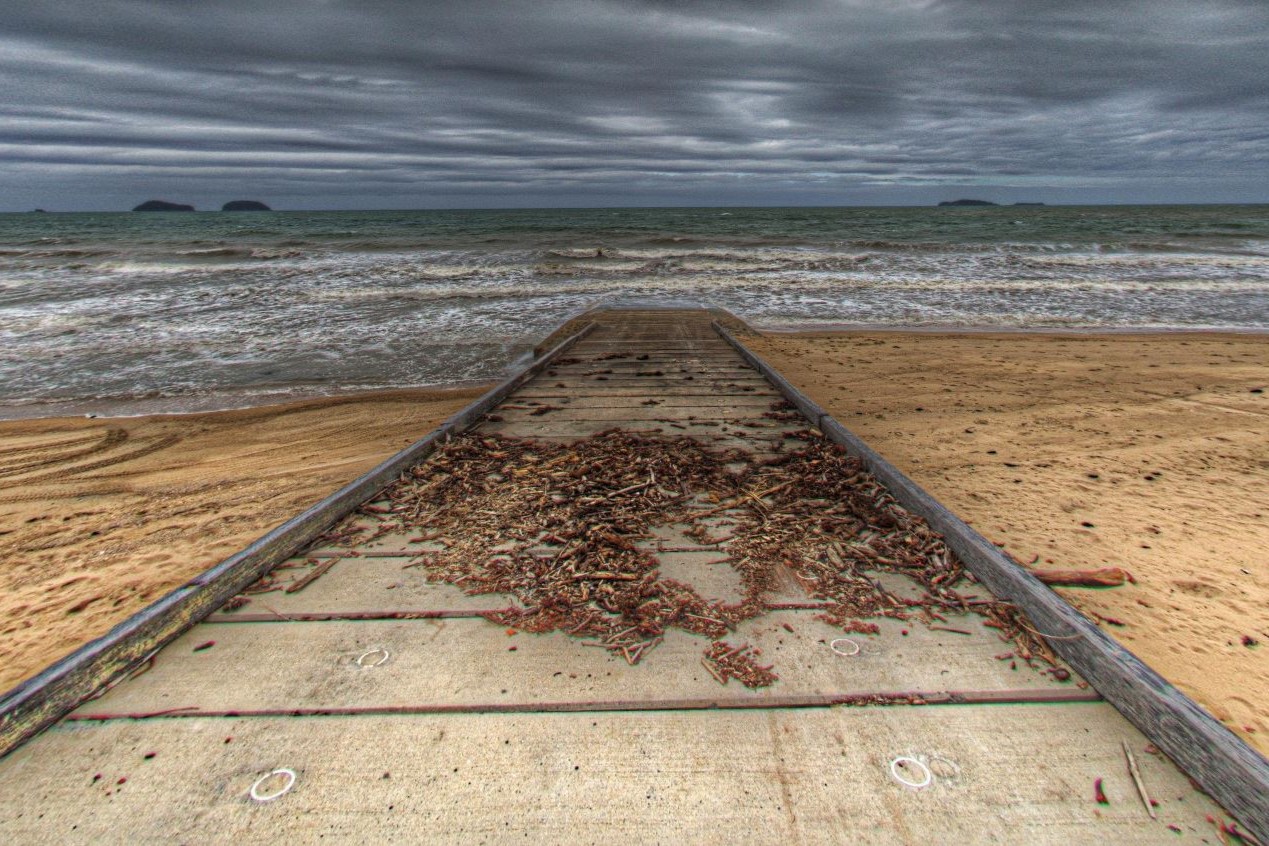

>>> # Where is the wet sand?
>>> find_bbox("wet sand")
[1,332,1266,756]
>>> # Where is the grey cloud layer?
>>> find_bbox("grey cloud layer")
[3,0,1267,209]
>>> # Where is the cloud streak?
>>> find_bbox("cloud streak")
[3,0,1268,209]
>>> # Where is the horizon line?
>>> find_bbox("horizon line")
[7,200,1269,214]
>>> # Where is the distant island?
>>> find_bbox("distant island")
[1013,202,1046,206]
[222,200,271,211]
[133,200,195,212]
[938,199,997,207]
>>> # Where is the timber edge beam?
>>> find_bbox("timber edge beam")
[0,321,597,761]
[712,319,1269,841]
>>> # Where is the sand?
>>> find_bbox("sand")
[0,387,482,692]
[2,331,1266,755]
[746,330,1268,754]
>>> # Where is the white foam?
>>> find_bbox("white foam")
[4,230,1267,414]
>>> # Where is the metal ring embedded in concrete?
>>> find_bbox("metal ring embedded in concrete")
[889,757,932,790]
[355,648,390,668]
[249,768,297,802]
[829,638,861,657]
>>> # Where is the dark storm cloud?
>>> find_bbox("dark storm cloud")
[2,0,1267,209]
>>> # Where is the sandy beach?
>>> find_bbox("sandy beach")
[0,387,484,692]
[747,329,1269,754]
[1,331,1265,754]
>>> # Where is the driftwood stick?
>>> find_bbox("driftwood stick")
[700,658,727,685]
[283,559,338,594]
[1030,567,1129,588]
[693,481,793,519]
[1123,740,1157,820]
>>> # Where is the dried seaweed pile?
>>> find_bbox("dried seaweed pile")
[324,427,1059,687]
[370,430,758,671]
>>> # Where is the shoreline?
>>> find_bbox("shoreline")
[2,328,1265,755]
[0,379,501,423]
[3,326,1266,423]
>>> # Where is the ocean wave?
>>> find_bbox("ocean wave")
[1122,240,1269,257]
[838,239,1078,253]
[637,236,708,246]
[546,248,611,259]
[176,246,308,262]
[533,249,873,277]
[4,205,1268,415]
[308,284,544,303]
[100,261,230,274]
[179,247,255,259]
[1,247,120,259]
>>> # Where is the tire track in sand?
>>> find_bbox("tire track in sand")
[0,429,129,478]
[2,434,182,487]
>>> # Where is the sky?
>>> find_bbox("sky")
[3,0,1268,211]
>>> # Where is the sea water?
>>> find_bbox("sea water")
[2,205,1267,418]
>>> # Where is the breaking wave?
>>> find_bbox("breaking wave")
[2,204,1267,416]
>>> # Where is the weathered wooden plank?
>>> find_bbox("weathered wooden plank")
[0,322,598,761]
[713,320,1269,839]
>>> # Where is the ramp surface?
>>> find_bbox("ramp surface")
[0,309,1230,843]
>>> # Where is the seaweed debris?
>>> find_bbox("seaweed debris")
[314,429,1058,687]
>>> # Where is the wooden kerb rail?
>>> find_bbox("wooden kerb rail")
[712,318,1269,841]
[0,321,596,762]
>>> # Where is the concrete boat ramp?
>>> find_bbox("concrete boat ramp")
[1,308,1264,843]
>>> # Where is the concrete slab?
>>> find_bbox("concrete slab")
[0,705,1223,844]
[477,418,802,443]
[70,611,1074,717]
[558,355,744,365]
[517,383,771,395]
[652,549,748,604]
[569,341,725,350]
[207,557,520,620]
[509,395,780,407]
[209,549,755,620]
[542,365,758,377]
[487,406,792,424]
[513,386,783,399]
